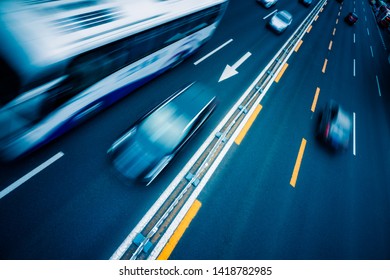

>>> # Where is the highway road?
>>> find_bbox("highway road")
[169,0,390,260]
[1,0,389,260]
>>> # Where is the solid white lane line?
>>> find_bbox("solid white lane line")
[370,46,374,57]
[194,38,233,65]
[263,9,278,20]
[376,75,382,97]
[0,152,64,200]
[353,113,356,156]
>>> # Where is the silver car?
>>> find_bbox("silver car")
[108,82,217,185]
[268,10,293,33]
[316,100,352,150]
[257,0,278,8]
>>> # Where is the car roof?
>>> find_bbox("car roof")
[278,10,292,18]
[334,107,352,129]
[170,82,216,120]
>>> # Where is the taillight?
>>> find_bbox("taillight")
[325,124,330,138]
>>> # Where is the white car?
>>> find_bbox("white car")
[257,0,278,9]
[268,10,293,33]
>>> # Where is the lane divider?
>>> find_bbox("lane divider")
[0,152,64,200]
[235,104,263,145]
[376,75,382,97]
[311,87,320,113]
[157,200,202,260]
[295,40,304,52]
[322,59,328,73]
[353,113,356,156]
[194,39,233,65]
[275,63,289,83]
[290,138,307,188]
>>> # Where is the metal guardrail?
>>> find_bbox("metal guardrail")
[112,0,328,260]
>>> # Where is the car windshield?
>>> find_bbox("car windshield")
[277,12,291,23]
[138,103,190,153]
[334,109,351,129]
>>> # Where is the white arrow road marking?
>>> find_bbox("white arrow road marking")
[218,52,252,82]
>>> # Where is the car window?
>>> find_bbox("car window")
[138,103,190,152]
[330,104,339,119]
[278,12,291,23]
[335,109,351,129]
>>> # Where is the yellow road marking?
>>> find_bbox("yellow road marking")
[295,40,303,52]
[333,28,336,36]
[322,59,328,73]
[235,104,262,145]
[290,138,307,188]
[311,87,320,112]
[315,15,319,21]
[157,200,202,260]
[275,63,289,83]
[328,40,333,50]
[307,25,313,33]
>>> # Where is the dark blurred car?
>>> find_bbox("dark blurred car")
[336,0,343,3]
[268,10,293,33]
[107,82,217,185]
[299,0,312,7]
[345,12,358,25]
[316,100,352,150]
[257,0,278,8]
